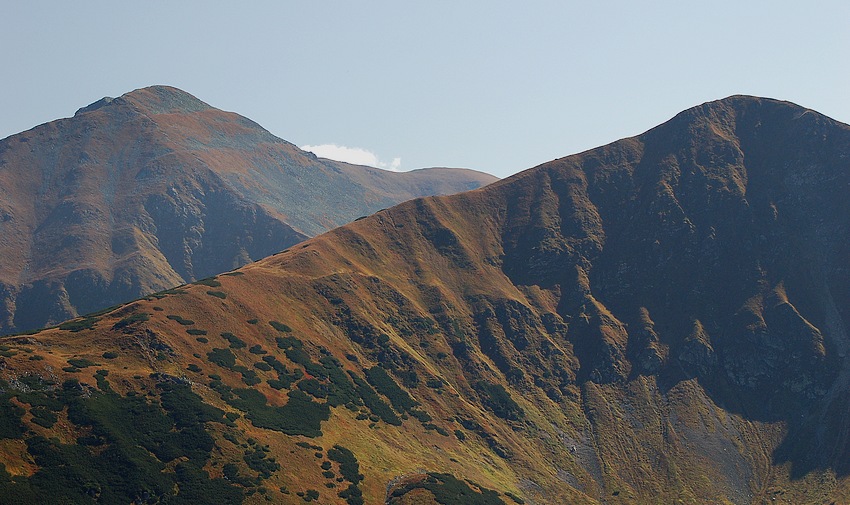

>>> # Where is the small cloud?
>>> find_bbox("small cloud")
[301,144,403,171]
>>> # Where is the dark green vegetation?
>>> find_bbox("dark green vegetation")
[4,96,850,504]
[219,387,330,438]
[475,382,523,421]
[67,358,98,369]
[365,366,418,413]
[58,316,99,332]
[200,331,419,442]
[388,473,506,505]
[167,314,195,326]
[112,312,150,330]
[269,320,292,332]
[207,348,237,368]
[205,332,419,439]
[0,379,242,504]
[194,277,222,288]
[221,332,247,349]
[328,445,364,505]
[351,374,400,426]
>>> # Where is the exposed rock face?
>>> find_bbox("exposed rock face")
[1,96,849,504]
[0,86,497,334]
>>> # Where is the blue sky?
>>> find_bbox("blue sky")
[3,1,848,178]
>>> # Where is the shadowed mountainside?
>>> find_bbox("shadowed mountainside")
[0,86,497,334]
[0,96,848,504]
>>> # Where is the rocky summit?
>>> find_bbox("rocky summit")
[0,86,496,335]
[0,96,848,504]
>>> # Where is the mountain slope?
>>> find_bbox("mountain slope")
[0,86,497,334]
[0,96,848,504]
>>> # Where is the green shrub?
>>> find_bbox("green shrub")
[254,362,272,372]
[424,423,450,436]
[365,366,417,413]
[186,329,207,336]
[207,348,236,368]
[112,312,149,330]
[236,368,261,386]
[102,351,119,359]
[319,357,358,407]
[339,483,363,505]
[269,321,292,332]
[409,409,432,423]
[206,290,227,299]
[67,358,97,369]
[350,374,400,426]
[327,445,362,484]
[193,278,221,288]
[275,336,301,349]
[267,380,288,390]
[224,389,330,438]
[59,317,98,332]
[0,395,25,438]
[167,314,194,326]
[244,447,279,479]
[427,378,444,389]
[390,473,505,505]
[222,462,256,487]
[221,332,246,349]
[298,379,329,399]
[505,491,525,504]
[8,383,238,504]
[475,382,523,421]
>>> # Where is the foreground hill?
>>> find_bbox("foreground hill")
[0,86,496,335]
[0,96,849,504]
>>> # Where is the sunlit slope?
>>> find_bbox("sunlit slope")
[0,85,496,335]
[1,95,849,504]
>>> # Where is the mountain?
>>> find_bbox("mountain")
[1,95,849,504]
[0,86,497,335]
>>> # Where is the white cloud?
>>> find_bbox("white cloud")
[301,144,403,171]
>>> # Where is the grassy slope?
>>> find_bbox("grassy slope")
[1,95,849,504]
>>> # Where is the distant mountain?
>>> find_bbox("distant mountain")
[0,86,497,335]
[0,96,848,504]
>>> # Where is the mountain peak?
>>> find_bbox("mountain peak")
[120,85,213,115]
[74,85,213,117]
[674,94,821,125]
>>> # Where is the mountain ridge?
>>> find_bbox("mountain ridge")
[0,85,497,335]
[0,95,848,504]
